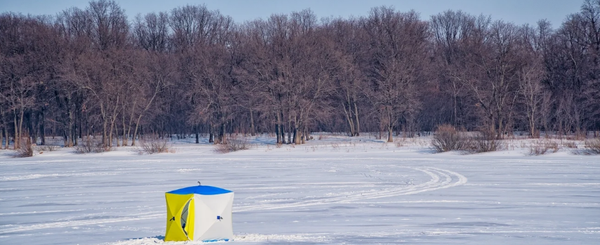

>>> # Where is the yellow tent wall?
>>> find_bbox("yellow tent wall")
[164,193,195,241]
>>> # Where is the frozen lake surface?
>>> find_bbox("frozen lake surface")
[1,136,599,244]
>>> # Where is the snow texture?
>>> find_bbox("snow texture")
[0,135,599,244]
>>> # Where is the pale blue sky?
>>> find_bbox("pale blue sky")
[0,0,583,28]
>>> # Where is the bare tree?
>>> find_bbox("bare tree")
[130,12,172,145]
[56,0,130,147]
[170,5,237,144]
[516,22,549,137]
[133,12,170,52]
[326,18,366,136]
[235,16,291,144]
[458,18,525,139]
[543,0,600,136]
[0,14,59,148]
[430,11,478,128]
[362,7,429,142]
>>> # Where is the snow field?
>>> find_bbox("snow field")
[0,135,599,244]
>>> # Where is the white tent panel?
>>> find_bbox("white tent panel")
[192,198,215,239]
[193,192,234,241]
[200,192,233,215]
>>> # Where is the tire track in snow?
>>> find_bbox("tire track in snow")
[234,167,467,212]
[0,167,466,235]
[0,172,120,181]
[0,213,163,235]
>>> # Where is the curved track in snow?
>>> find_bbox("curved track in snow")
[0,166,466,236]
[0,213,163,235]
[234,166,467,212]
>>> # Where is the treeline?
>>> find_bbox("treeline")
[1,0,599,149]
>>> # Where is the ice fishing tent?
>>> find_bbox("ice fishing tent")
[164,185,234,242]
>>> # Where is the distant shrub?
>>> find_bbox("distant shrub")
[214,137,249,154]
[529,140,559,155]
[584,138,600,154]
[36,145,60,152]
[15,140,34,158]
[75,137,110,154]
[432,124,466,152]
[139,138,172,154]
[562,141,578,149]
[464,129,506,153]
[432,125,506,154]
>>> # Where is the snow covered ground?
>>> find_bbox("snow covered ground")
[1,135,599,244]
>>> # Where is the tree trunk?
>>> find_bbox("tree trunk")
[19,107,25,148]
[452,81,459,126]
[5,127,10,149]
[287,117,292,144]
[133,80,160,146]
[73,122,78,146]
[67,110,74,147]
[209,123,214,143]
[14,109,20,149]
[276,111,283,144]
[0,107,5,148]
[293,126,299,144]
[110,95,119,147]
[453,94,458,126]
[114,122,120,147]
[250,109,256,136]
[387,124,393,143]
[39,109,46,145]
[108,99,119,148]
[353,101,360,136]
[217,123,225,144]
[304,128,309,142]
[4,127,9,149]
[99,101,108,147]
[342,101,355,136]
[27,112,36,145]
[275,123,281,144]
[84,110,89,141]
[131,121,140,146]
[121,105,127,146]
[126,100,136,146]
[77,108,82,145]
[497,111,503,139]
[529,113,537,138]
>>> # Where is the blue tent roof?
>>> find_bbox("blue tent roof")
[167,185,232,195]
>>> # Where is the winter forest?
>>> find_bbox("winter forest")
[1,0,600,150]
